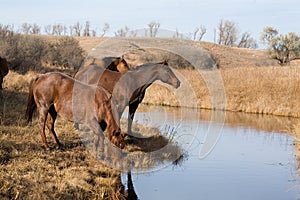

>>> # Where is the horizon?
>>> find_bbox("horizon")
[1,0,300,48]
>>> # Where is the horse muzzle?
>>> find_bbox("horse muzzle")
[173,79,181,88]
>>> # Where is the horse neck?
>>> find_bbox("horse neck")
[129,64,160,87]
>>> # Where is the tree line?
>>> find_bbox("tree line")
[1,19,299,65]
[0,20,257,47]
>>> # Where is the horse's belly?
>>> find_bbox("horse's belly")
[54,103,74,122]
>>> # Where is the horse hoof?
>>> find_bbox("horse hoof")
[57,145,65,151]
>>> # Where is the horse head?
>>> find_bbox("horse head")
[110,130,126,149]
[109,56,129,72]
[158,61,181,88]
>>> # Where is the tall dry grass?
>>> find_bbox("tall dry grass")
[143,65,300,118]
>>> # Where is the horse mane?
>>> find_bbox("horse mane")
[130,60,169,71]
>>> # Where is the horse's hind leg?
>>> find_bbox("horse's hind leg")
[38,106,50,150]
[46,106,64,150]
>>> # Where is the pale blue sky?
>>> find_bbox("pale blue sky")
[1,0,299,47]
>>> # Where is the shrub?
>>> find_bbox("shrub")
[261,27,300,65]
[44,37,85,70]
[0,26,85,73]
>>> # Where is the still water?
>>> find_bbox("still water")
[122,106,299,200]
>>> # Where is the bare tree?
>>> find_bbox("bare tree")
[72,22,82,36]
[91,29,97,37]
[174,28,182,39]
[198,25,207,41]
[238,32,257,49]
[148,21,160,37]
[193,25,206,41]
[44,24,52,35]
[83,21,90,37]
[217,19,237,46]
[100,23,110,37]
[193,27,199,40]
[20,23,32,34]
[115,26,129,37]
[31,23,41,34]
[52,24,64,36]
[0,24,14,36]
[62,25,68,36]
[129,30,137,37]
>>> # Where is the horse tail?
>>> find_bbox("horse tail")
[25,75,40,123]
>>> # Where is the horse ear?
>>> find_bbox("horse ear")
[161,60,168,65]
[120,55,125,62]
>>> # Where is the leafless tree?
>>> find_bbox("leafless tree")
[237,32,257,49]
[72,22,82,36]
[100,23,110,37]
[129,30,137,37]
[44,24,52,35]
[115,26,129,37]
[83,21,90,37]
[174,28,182,39]
[52,24,64,36]
[193,27,199,40]
[0,24,14,35]
[217,19,237,46]
[91,29,97,37]
[31,23,41,34]
[20,23,32,34]
[148,21,160,37]
[198,25,207,41]
[62,25,68,36]
[193,25,206,41]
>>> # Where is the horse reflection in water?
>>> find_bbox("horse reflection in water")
[104,171,138,200]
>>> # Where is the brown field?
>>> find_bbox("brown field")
[1,36,300,199]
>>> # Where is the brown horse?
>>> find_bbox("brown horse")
[74,61,180,134]
[25,72,125,151]
[82,56,129,72]
[0,57,9,90]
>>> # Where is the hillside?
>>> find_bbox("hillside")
[75,37,282,69]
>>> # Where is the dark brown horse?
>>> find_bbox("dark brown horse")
[25,72,125,151]
[74,61,181,134]
[0,57,9,90]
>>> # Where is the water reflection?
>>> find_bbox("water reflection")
[136,105,300,134]
[121,106,299,200]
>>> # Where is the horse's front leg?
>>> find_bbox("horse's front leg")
[128,101,139,135]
